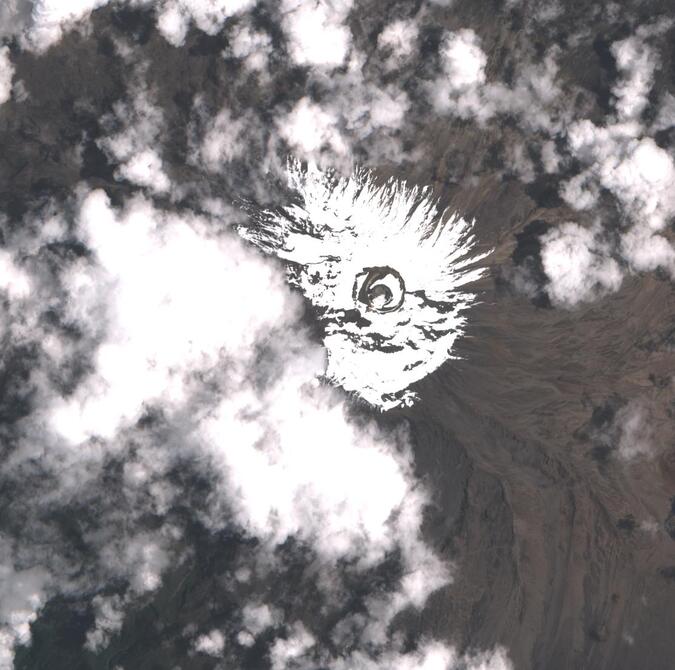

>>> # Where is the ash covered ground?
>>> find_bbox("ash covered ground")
[0,1,674,669]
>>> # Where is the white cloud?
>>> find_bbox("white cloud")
[652,92,675,132]
[97,78,171,194]
[193,106,248,170]
[620,226,675,277]
[280,0,353,68]
[559,172,599,211]
[23,0,108,52]
[541,140,561,174]
[0,538,50,670]
[277,96,348,159]
[269,623,315,670]
[241,603,279,636]
[266,637,513,670]
[438,29,487,90]
[639,519,660,535]
[538,29,675,301]
[0,249,32,300]
[189,40,411,173]
[0,7,522,668]
[226,21,271,71]
[0,46,14,105]
[614,400,654,461]
[558,123,675,280]
[119,148,171,192]
[331,642,457,670]
[11,79,28,103]
[565,122,675,231]
[48,188,292,443]
[0,1,31,41]
[12,0,258,51]
[155,1,190,46]
[342,63,409,132]
[0,184,472,666]
[85,594,126,652]
[237,630,255,647]
[429,31,563,132]
[272,50,412,168]
[610,137,675,229]
[540,222,623,307]
[378,19,418,67]
[155,0,256,47]
[507,143,536,183]
[193,629,226,657]
[611,36,659,121]
[533,0,562,23]
[101,531,173,593]
[0,188,301,661]
[200,377,435,568]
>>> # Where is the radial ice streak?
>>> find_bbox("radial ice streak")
[239,161,489,409]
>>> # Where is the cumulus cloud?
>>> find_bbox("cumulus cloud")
[0,1,31,41]
[6,0,258,52]
[614,400,654,461]
[0,539,50,669]
[22,0,107,52]
[429,29,563,132]
[193,629,226,657]
[589,398,659,463]
[0,188,292,662]
[620,224,675,275]
[0,46,14,105]
[155,0,256,46]
[147,6,414,177]
[269,623,315,670]
[537,28,675,305]
[185,42,412,183]
[564,123,675,232]
[540,140,561,173]
[652,92,675,132]
[611,35,659,121]
[562,127,675,281]
[190,103,249,170]
[97,76,171,194]
[540,222,622,307]
[0,249,32,300]
[428,29,487,118]
[507,143,536,183]
[85,594,127,652]
[0,185,481,667]
[275,53,410,170]
[200,376,439,567]
[280,0,353,68]
[225,21,272,71]
[377,19,418,68]
[277,96,349,160]
[438,29,487,90]
[244,603,278,631]
[0,8,511,667]
[47,188,291,443]
[265,636,513,670]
